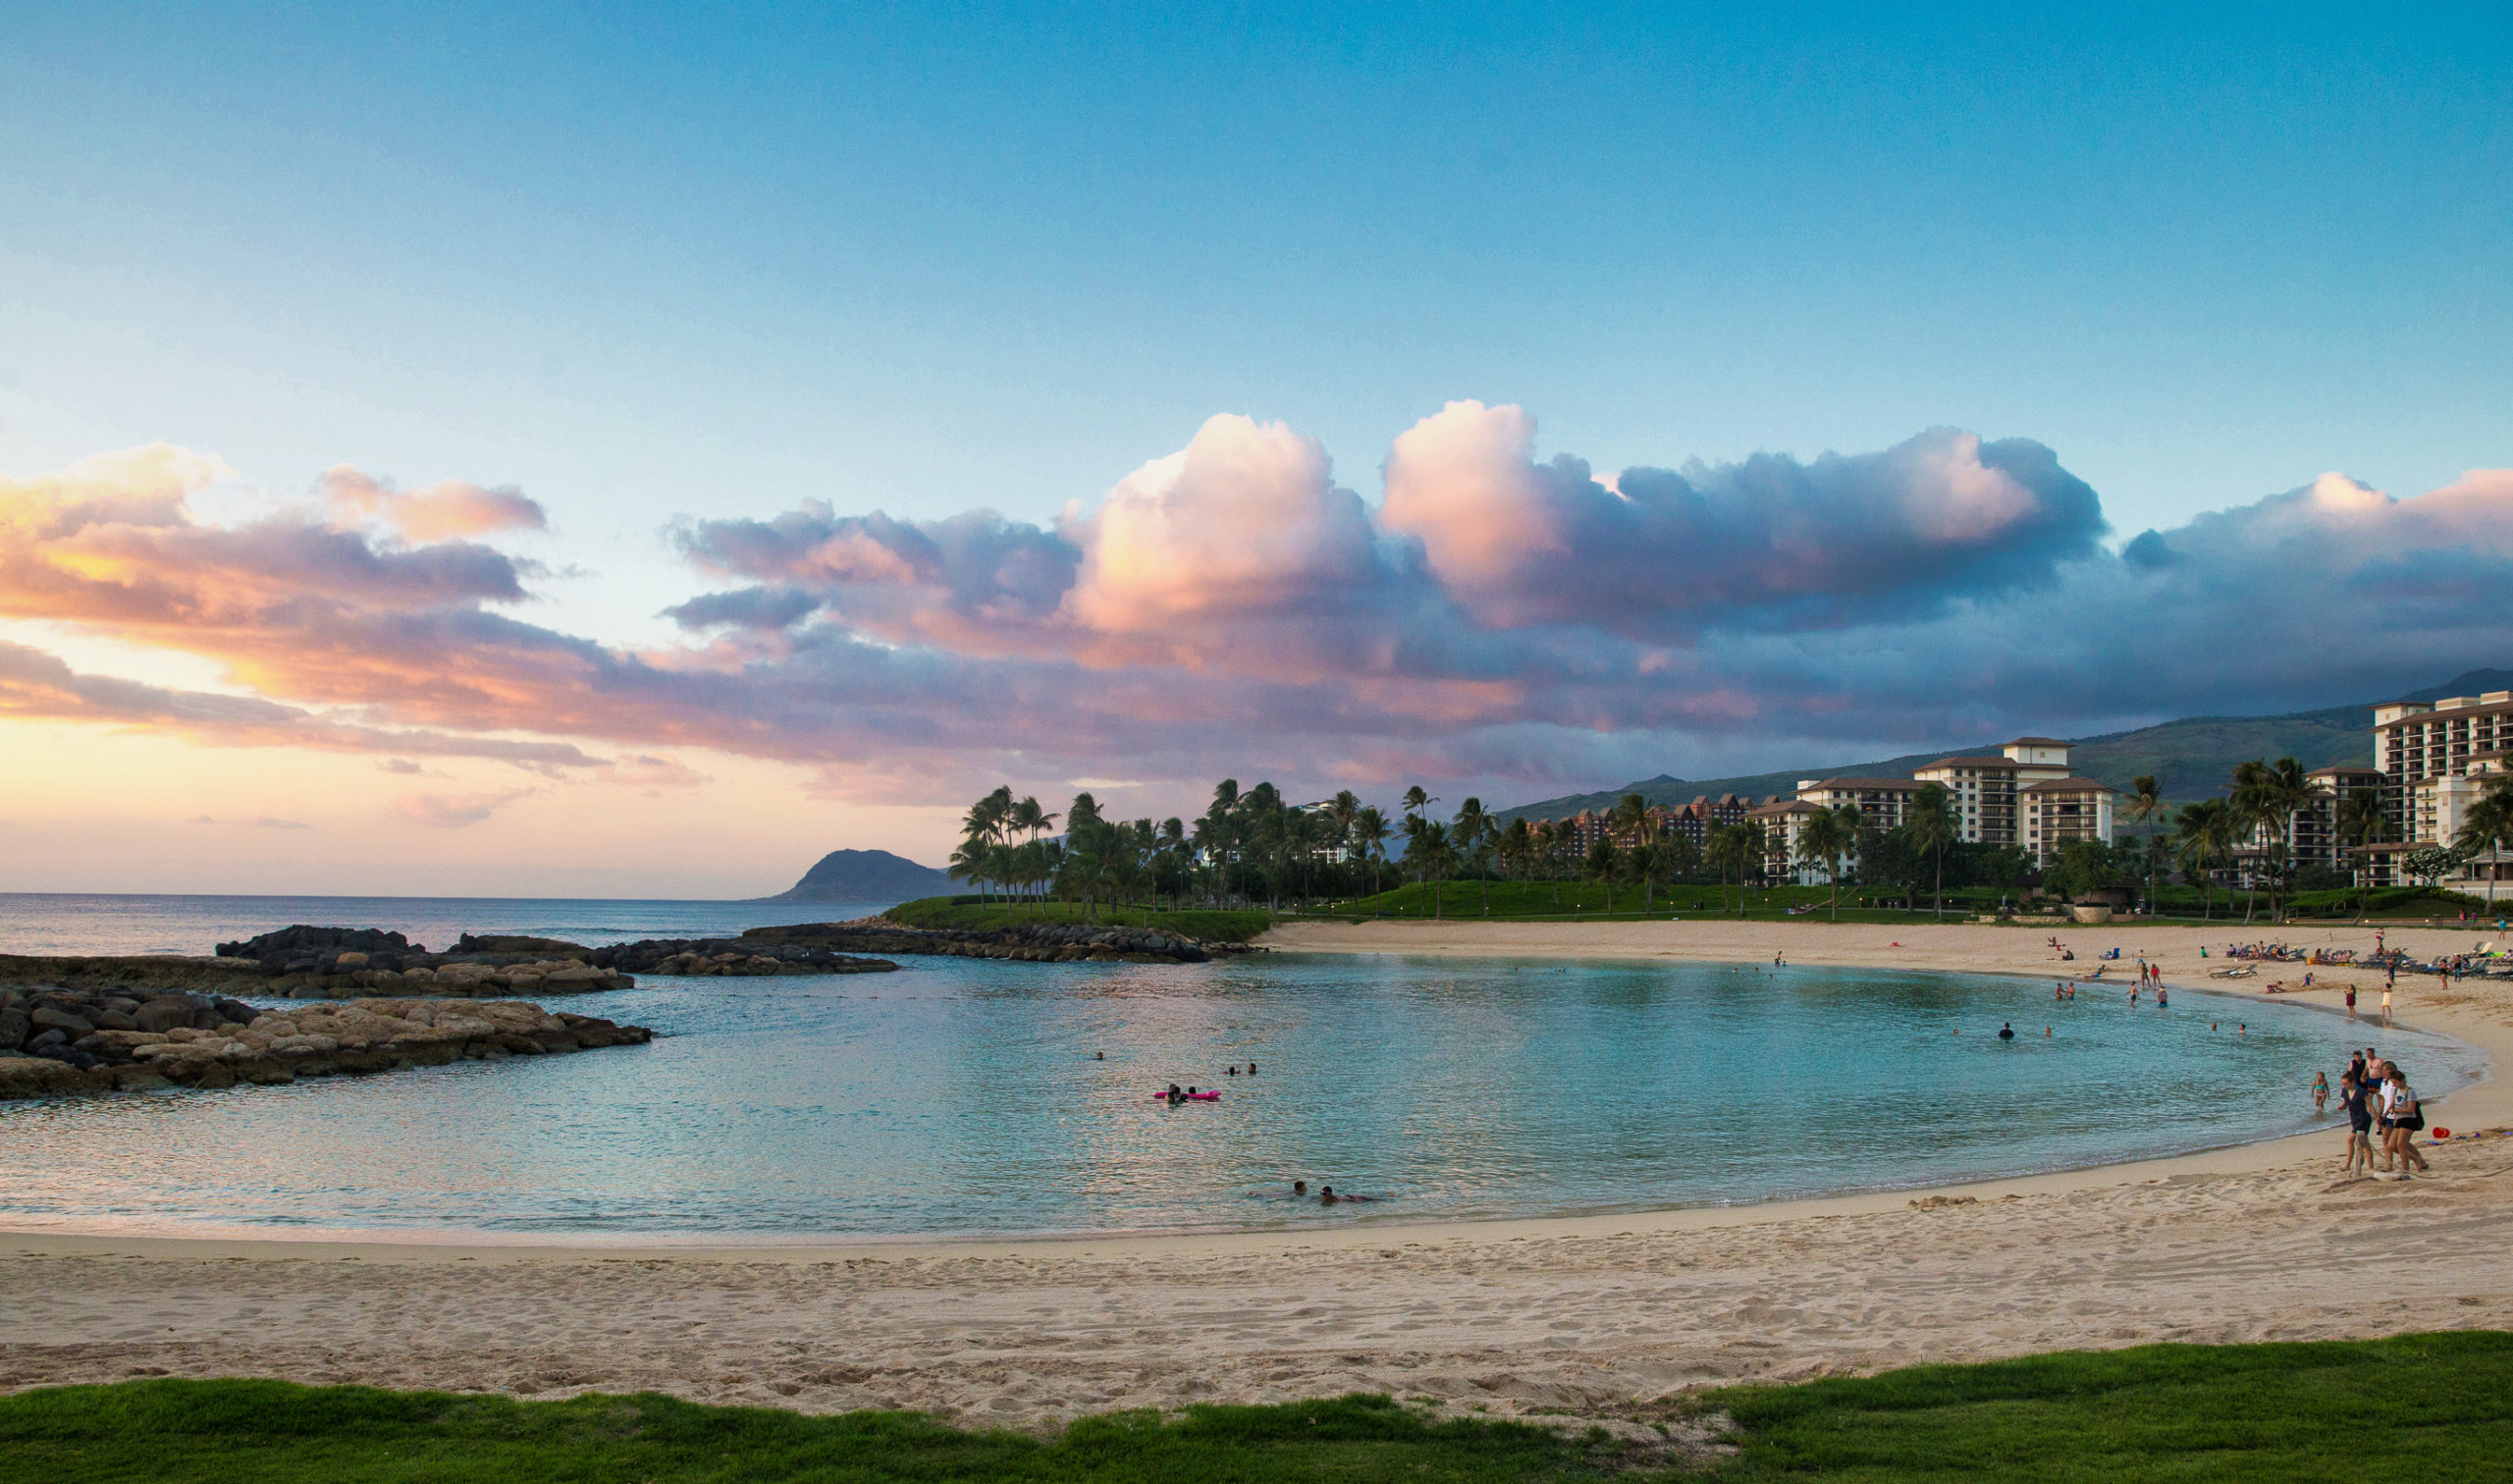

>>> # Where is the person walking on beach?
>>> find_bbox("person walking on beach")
[2379,1068,2430,1177]
[2338,1074,2375,1174]
[2381,985,2393,1025]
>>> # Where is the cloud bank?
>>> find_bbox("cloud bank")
[5,409,2510,807]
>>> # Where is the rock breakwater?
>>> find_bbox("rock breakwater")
[208,926,639,997]
[743,919,1249,964]
[592,938,898,977]
[202,925,900,987]
[0,985,650,1100]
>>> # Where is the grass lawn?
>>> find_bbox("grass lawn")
[7,1334,2509,1482]
[882,896,1274,942]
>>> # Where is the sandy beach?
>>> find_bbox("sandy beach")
[4,920,2508,1427]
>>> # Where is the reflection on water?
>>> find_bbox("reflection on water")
[0,953,2481,1239]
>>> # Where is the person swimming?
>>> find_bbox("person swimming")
[1292,1180,1307,1195]
[1319,1185,1337,1205]
[1998,1022,2016,1040]
[1166,1083,1185,1104]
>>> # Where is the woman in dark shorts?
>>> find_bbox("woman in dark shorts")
[2379,1068,2430,1177]
[2337,1075,2374,1175]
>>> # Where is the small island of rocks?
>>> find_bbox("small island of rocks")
[0,984,650,1101]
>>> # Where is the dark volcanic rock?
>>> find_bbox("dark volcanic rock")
[594,937,898,978]
[738,919,1245,966]
[0,986,654,1101]
[216,925,422,959]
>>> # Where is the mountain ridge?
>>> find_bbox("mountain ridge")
[1496,666,2513,823]
[753,848,952,903]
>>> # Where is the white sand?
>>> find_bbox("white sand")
[3,920,2507,1427]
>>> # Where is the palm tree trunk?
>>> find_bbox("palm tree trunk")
[1934,848,1944,920]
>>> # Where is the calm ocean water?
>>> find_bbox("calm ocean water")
[0,893,898,957]
[0,895,2482,1239]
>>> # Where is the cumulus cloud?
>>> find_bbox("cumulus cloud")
[7,426,2512,811]
[323,466,548,541]
[1381,403,2106,633]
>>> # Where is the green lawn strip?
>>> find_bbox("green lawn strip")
[1697,1332,2513,1481]
[881,897,1272,942]
[0,1383,1615,1484]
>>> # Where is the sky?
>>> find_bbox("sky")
[2,4,2509,895]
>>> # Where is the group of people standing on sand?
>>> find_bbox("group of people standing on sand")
[2329,1048,2429,1180]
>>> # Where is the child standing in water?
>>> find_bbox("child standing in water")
[2313,1071,2329,1113]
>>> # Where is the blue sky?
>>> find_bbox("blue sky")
[3,5,2511,889]
[7,4,2506,555]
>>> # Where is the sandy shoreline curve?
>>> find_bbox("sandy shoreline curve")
[4,919,2508,1424]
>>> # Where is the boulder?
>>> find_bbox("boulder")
[30,1006,97,1037]
[134,997,196,1034]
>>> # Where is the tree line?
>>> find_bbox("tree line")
[945,759,2511,924]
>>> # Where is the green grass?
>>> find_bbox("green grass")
[1704,1331,2513,1480]
[882,896,1273,942]
[1324,880,2051,925]
[0,1385,1600,1484]
[9,1335,2511,1481]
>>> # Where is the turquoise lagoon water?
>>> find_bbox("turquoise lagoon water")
[0,913,2484,1239]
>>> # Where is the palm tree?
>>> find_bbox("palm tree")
[1453,797,1495,914]
[2174,799,2232,922]
[1412,820,1455,918]
[2123,774,2165,916]
[2249,758,2311,922]
[1533,820,1564,909]
[1704,823,1743,916]
[1353,805,1393,906]
[1796,804,1858,922]
[1738,821,1767,912]
[2452,779,2513,905]
[1611,793,1661,909]
[2332,787,2389,916]
[1905,782,1955,920]
[1585,836,1620,916]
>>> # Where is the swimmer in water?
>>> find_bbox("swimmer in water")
[1292,1180,1307,1195]
[1999,1023,2016,1040]
[1319,1185,1337,1205]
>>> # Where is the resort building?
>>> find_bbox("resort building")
[2367,690,2513,898]
[1743,798,1825,884]
[1907,738,2076,848]
[2021,777,2116,864]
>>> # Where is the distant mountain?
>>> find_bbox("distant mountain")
[1497,666,2513,822]
[755,848,952,903]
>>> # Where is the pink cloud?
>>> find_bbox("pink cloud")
[7,433,2513,810]
[387,788,539,828]
[323,466,548,541]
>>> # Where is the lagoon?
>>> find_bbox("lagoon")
[0,924,2477,1240]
